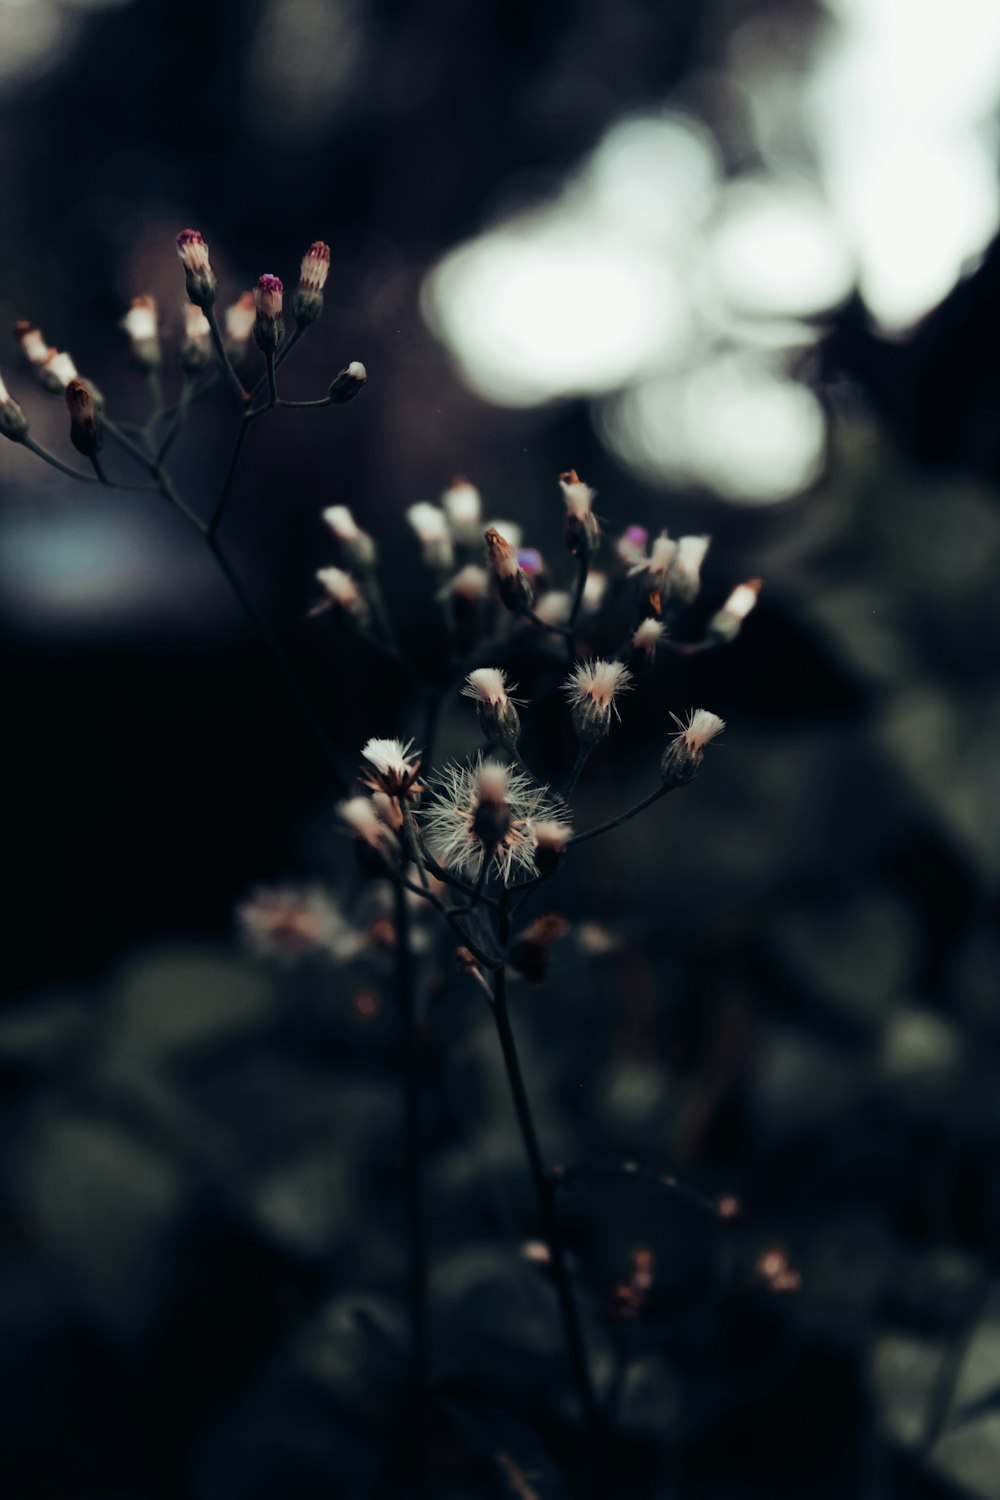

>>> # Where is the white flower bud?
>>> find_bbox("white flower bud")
[707,580,761,642]
[659,709,725,787]
[442,476,482,542]
[407,502,454,572]
[563,659,632,744]
[462,667,522,749]
[322,505,377,570]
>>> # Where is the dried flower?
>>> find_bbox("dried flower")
[559,468,600,556]
[180,303,213,375]
[442,476,482,543]
[462,667,522,750]
[176,228,217,309]
[224,292,257,360]
[65,379,101,456]
[484,527,533,613]
[121,296,161,372]
[563,658,632,744]
[0,370,28,441]
[14,321,50,369]
[253,274,284,352]
[328,361,366,403]
[659,708,725,787]
[407,502,454,572]
[708,579,762,643]
[236,884,348,962]
[322,505,377,571]
[421,756,563,881]
[293,240,331,325]
[360,737,423,800]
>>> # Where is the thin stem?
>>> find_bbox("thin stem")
[90,451,109,484]
[395,872,500,969]
[21,435,100,484]
[144,369,164,420]
[249,322,305,402]
[569,784,670,846]
[265,347,278,408]
[104,417,155,467]
[205,306,249,402]
[491,895,606,1497]
[562,745,591,799]
[402,805,431,890]
[156,375,194,463]
[274,396,333,410]
[523,607,573,640]
[392,879,428,1486]
[208,415,253,540]
[566,550,590,659]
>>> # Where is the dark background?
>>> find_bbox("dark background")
[1,2,999,1497]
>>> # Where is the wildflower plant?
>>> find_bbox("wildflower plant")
[2,227,765,1498]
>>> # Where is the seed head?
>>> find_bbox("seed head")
[563,658,632,744]
[630,616,664,675]
[659,708,725,788]
[708,579,761,643]
[421,756,566,881]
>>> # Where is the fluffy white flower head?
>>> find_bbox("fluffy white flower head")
[360,737,423,798]
[445,564,489,601]
[484,518,523,550]
[407,502,449,543]
[183,304,211,342]
[421,756,565,880]
[18,325,50,367]
[723,580,761,622]
[323,505,362,541]
[583,571,607,613]
[632,617,664,651]
[633,532,677,581]
[442,478,482,530]
[225,293,256,342]
[564,659,632,742]
[534,590,571,625]
[559,472,596,521]
[672,708,725,751]
[42,350,78,388]
[462,667,515,708]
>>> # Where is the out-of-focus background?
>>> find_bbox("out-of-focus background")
[1,2,1000,1497]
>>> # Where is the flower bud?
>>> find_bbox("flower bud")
[328,360,367,403]
[224,292,257,363]
[582,570,607,614]
[121,296,161,373]
[659,709,725,788]
[253,275,284,353]
[65,378,102,456]
[408,503,454,573]
[176,229,218,309]
[632,531,677,617]
[0,370,28,441]
[292,240,330,325]
[14,321,50,370]
[442,476,482,544]
[511,912,570,983]
[616,525,648,569]
[529,818,572,877]
[38,349,78,393]
[338,795,397,873]
[359,737,423,800]
[314,566,371,628]
[462,667,522,750]
[707,580,761,643]
[563,659,631,745]
[180,303,213,375]
[322,505,377,571]
[484,527,533,613]
[559,468,600,557]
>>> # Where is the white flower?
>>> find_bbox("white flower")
[338,794,399,856]
[529,818,573,858]
[671,534,711,604]
[632,618,664,650]
[660,708,725,786]
[16,323,50,368]
[632,531,677,582]
[462,667,516,707]
[315,567,366,621]
[421,756,566,880]
[582,571,607,613]
[563,658,632,741]
[237,884,352,963]
[616,526,649,568]
[322,506,376,569]
[360,737,423,798]
[442,477,482,537]
[558,470,597,522]
[122,296,158,343]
